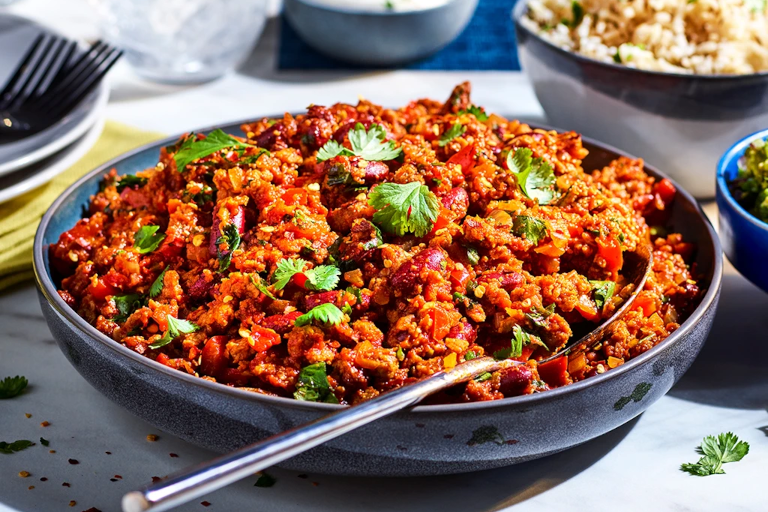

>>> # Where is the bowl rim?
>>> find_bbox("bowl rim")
[715,127,768,232]
[33,117,723,414]
[286,0,463,16]
[511,0,768,82]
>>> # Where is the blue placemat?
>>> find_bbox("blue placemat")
[278,0,521,70]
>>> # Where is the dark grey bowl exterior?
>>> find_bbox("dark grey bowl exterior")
[34,120,722,477]
[511,1,768,199]
[283,0,478,66]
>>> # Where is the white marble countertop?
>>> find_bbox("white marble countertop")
[1,1,767,511]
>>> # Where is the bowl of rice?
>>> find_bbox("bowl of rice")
[513,0,768,198]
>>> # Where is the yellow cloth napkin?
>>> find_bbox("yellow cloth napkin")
[0,120,166,292]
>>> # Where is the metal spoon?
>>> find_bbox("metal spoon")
[122,244,653,512]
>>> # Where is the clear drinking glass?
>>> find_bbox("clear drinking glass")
[90,0,268,84]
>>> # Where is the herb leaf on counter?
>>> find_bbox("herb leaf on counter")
[681,432,750,476]
[293,362,338,403]
[0,440,33,454]
[368,182,440,237]
[0,376,28,399]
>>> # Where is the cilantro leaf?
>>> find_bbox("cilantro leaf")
[174,129,256,172]
[293,362,338,403]
[590,280,616,309]
[40,437,49,447]
[316,140,353,162]
[569,1,584,28]
[681,432,750,476]
[249,275,276,300]
[113,294,144,323]
[0,376,28,399]
[216,223,242,272]
[458,105,488,122]
[149,315,200,349]
[512,215,548,245]
[149,266,168,298]
[494,325,528,359]
[305,265,341,291]
[438,123,467,147]
[506,148,557,205]
[295,303,345,327]
[254,472,277,487]
[0,440,34,454]
[348,123,401,161]
[368,182,440,237]
[134,225,166,254]
[273,258,308,290]
[115,174,147,192]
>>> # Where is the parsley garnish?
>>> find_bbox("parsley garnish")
[293,362,338,403]
[316,123,401,162]
[506,148,557,205]
[254,472,277,487]
[216,223,242,272]
[134,225,166,254]
[0,376,28,399]
[368,182,440,237]
[458,105,488,121]
[249,275,276,300]
[40,437,49,447]
[438,123,466,147]
[149,315,200,349]
[295,303,345,327]
[590,280,616,309]
[494,325,528,359]
[115,174,147,192]
[512,215,548,245]
[0,440,33,454]
[681,433,750,476]
[569,1,584,28]
[272,258,340,291]
[173,129,257,172]
[150,266,168,298]
[113,294,144,323]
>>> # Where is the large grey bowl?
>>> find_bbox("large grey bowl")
[283,0,478,66]
[34,119,722,476]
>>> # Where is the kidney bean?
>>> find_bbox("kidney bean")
[390,248,446,292]
[476,272,524,292]
[441,187,469,218]
[254,122,287,149]
[200,336,229,377]
[303,290,342,311]
[497,365,533,396]
[446,320,477,343]
[332,115,375,143]
[209,206,245,256]
[188,274,218,301]
[363,160,389,182]
[262,311,302,334]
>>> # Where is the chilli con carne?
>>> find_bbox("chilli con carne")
[50,83,701,405]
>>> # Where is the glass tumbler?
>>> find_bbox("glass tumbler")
[90,0,267,84]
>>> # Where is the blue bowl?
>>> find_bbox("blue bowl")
[34,119,722,476]
[716,128,768,293]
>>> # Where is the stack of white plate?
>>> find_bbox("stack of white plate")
[0,14,108,204]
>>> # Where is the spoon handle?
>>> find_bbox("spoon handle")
[122,356,502,512]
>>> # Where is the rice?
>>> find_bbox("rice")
[521,0,768,75]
